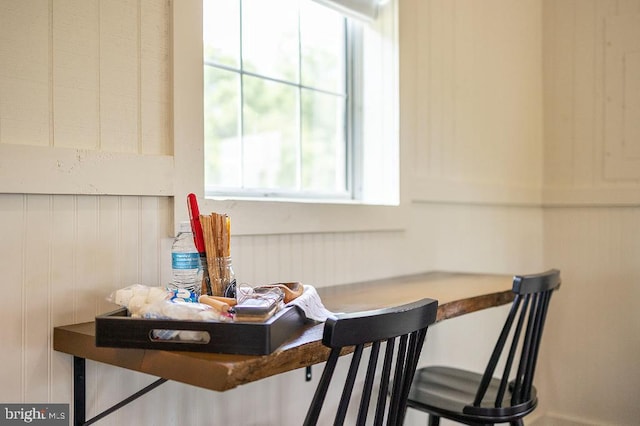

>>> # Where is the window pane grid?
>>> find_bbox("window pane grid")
[204,0,351,199]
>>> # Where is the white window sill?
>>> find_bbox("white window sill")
[195,196,408,235]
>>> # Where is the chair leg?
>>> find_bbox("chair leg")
[427,415,440,426]
[510,421,524,426]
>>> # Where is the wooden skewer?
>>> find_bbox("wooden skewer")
[202,214,221,296]
[200,212,232,296]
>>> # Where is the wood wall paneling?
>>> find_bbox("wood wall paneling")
[604,14,640,179]
[543,0,640,205]
[411,0,543,206]
[0,1,50,146]
[99,0,139,154]
[0,0,172,196]
[140,0,171,156]
[53,0,100,149]
[541,0,640,423]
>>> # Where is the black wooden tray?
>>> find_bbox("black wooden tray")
[95,306,306,355]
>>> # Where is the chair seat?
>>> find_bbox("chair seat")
[407,366,538,424]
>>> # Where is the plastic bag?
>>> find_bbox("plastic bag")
[106,284,171,317]
[106,284,228,342]
[107,284,224,320]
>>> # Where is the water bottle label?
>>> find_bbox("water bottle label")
[172,252,200,269]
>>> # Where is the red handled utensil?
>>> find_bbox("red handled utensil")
[187,193,212,295]
[187,193,206,253]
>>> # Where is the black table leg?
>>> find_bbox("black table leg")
[73,356,86,426]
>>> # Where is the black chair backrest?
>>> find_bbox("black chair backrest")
[465,269,561,416]
[304,298,438,426]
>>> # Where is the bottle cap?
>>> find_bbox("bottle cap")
[179,221,192,233]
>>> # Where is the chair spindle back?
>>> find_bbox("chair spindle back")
[304,298,438,426]
[471,269,561,410]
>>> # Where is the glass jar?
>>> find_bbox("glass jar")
[211,256,236,298]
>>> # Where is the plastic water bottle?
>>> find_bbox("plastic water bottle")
[168,221,203,302]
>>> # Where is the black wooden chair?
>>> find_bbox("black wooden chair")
[406,269,561,426]
[304,298,439,426]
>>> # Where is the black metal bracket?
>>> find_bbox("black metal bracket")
[73,356,168,426]
[305,365,312,381]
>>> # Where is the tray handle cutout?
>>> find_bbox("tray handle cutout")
[149,329,211,344]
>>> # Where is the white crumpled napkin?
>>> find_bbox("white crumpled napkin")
[286,284,334,322]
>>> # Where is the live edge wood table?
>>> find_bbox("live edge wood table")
[54,271,515,426]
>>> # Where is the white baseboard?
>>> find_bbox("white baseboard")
[528,412,620,426]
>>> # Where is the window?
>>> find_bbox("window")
[202,0,398,206]
[172,0,403,234]
[203,0,353,200]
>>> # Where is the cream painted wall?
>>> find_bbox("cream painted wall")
[0,0,551,425]
[540,1,640,424]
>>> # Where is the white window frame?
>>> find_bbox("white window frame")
[173,0,407,235]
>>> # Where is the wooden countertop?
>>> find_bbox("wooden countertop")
[53,271,514,392]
